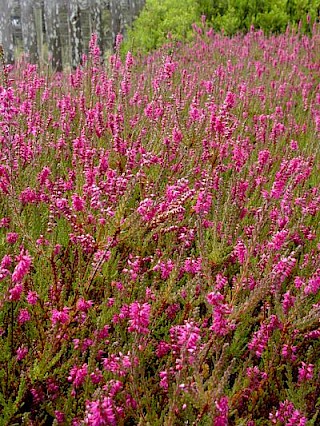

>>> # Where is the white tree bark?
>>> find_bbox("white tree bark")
[20,0,38,64]
[68,0,83,69]
[109,0,145,48]
[90,0,104,57]
[44,0,63,71]
[0,0,14,63]
[109,0,121,47]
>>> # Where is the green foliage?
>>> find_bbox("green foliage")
[123,0,320,53]
[122,0,200,54]
[198,0,319,34]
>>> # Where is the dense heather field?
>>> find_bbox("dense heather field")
[0,24,319,425]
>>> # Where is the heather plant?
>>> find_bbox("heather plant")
[0,23,319,425]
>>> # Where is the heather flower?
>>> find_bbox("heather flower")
[207,291,233,335]
[107,298,114,307]
[71,194,85,211]
[170,321,201,363]
[166,303,180,320]
[84,397,116,426]
[194,191,212,215]
[38,166,51,185]
[0,266,10,281]
[156,341,171,358]
[268,229,289,251]
[145,287,156,300]
[271,255,296,291]
[128,302,151,334]
[248,315,281,357]
[6,232,19,244]
[184,257,202,275]
[18,308,31,324]
[304,270,320,295]
[305,330,320,339]
[234,239,247,265]
[90,369,103,385]
[153,259,175,279]
[68,363,88,388]
[47,378,59,400]
[51,307,70,325]
[30,387,44,404]
[269,400,307,425]
[89,33,101,63]
[1,254,12,269]
[294,276,305,289]
[105,380,123,397]
[214,396,229,426]
[76,297,93,312]
[211,308,233,336]
[55,411,65,424]
[26,290,38,305]
[246,366,268,388]
[298,362,314,383]
[36,235,49,246]
[103,352,137,377]
[281,344,297,361]
[55,197,69,210]
[282,291,296,314]
[16,346,28,361]
[19,187,38,204]
[54,244,62,256]
[290,140,298,150]
[125,51,134,70]
[0,217,10,228]
[137,197,155,221]
[9,283,23,301]
[258,149,271,166]
[215,273,228,290]
[12,249,32,284]
[159,370,170,390]
[123,256,142,282]
[82,339,94,351]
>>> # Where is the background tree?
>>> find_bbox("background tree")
[43,0,63,71]
[0,0,14,64]
[69,0,83,69]
[20,0,38,64]
[90,0,104,56]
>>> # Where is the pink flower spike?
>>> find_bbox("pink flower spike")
[128,302,151,335]
[9,283,23,301]
[16,346,28,361]
[12,249,32,284]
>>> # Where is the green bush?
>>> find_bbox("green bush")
[123,0,320,54]
[122,0,200,55]
[198,0,319,34]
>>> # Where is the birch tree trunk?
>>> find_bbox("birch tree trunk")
[68,0,83,69]
[0,0,14,64]
[20,0,38,64]
[44,0,63,71]
[109,0,145,48]
[90,0,104,57]
[109,0,121,47]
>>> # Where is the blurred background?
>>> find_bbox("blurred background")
[0,0,319,70]
[0,0,145,70]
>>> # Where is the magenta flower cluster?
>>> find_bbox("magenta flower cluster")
[0,23,319,425]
